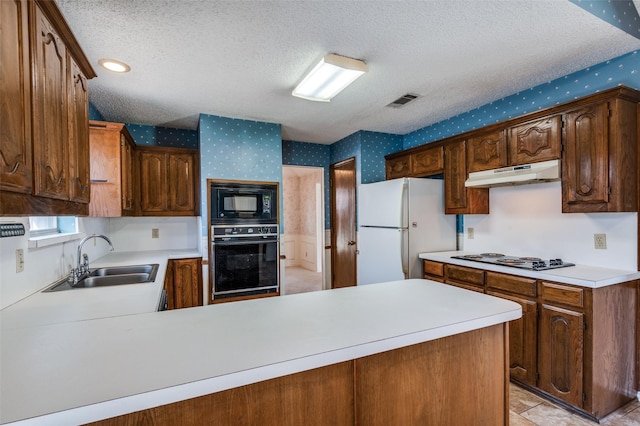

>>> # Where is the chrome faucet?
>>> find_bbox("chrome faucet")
[68,234,114,284]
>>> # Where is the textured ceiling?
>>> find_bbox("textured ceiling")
[55,1,640,144]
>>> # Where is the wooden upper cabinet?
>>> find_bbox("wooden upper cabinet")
[444,140,489,214]
[0,0,95,215]
[467,130,507,173]
[31,3,69,200]
[68,57,91,203]
[386,154,410,179]
[411,145,443,176]
[508,115,561,165]
[139,146,199,216]
[89,121,137,217]
[562,98,638,213]
[1,0,33,196]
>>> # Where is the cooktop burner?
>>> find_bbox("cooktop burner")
[452,253,575,271]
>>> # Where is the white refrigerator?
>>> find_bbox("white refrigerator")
[357,177,456,285]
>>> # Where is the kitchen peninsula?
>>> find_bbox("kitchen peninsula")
[1,277,520,425]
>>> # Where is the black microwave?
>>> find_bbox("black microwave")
[211,181,278,224]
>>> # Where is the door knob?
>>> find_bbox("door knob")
[347,240,356,246]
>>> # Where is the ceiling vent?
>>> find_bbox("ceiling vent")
[386,93,420,108]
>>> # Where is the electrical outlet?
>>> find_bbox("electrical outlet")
[16,249,24,273]
[152,228,159,239]
[594,233,607,249]
[467,228,474,239]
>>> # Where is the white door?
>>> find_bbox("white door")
[357,226,407,285]
[358,178,406,228]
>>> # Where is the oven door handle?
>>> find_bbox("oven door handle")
[213,238,278,246]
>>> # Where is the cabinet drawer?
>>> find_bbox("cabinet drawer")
[540,281,584,309]
[486,271,536,297]
[445,264,484,288]
[423,260,444,278]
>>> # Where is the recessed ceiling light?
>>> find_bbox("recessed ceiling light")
[98,58,131,73]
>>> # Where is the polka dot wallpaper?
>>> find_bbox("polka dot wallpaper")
[199,113,283,234]
[88,102,104,121]
[125,123,198,149]
[360,132,402,184]
[569,0,640,38]
[404,50,640,149]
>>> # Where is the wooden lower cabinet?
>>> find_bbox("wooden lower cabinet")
[538,303,584,408]
[86,324,510,426]
[423,261,638,420]
[164,258,203,309]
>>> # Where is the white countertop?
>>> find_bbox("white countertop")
[0,279,521,425]
[419,251,640,288]
[0,249,201,331]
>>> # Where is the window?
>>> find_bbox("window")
[29,217,78,237]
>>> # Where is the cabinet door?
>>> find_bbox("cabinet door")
[0,0,32,194]
[488,291,537,385]
[386,155,410,179]
[68,57,90,203]
[508,115,561,165]
[467,130,507,173]
[538,304,584,408]
[563,102,609,210]
[166,258,203,309]
[411,146,443,176]
[444,140,489,214]
[168,153,196,213]
[31,4,69,200]
[139,150,168,212]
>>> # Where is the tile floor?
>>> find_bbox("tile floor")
[510,383,640,425]
[283,266,323,295]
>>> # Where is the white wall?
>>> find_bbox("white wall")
[462,182,637,270]
[0,217,110,309]
[0,216,202,310]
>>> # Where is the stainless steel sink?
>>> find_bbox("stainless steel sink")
[89,264,157,277]
[44,264,159,292]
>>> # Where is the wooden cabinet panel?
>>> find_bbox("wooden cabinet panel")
[508,115,561,165]
[445,264,484,289]
[67,57,90,203]
[31,3,69,200]
[411,145,443,176]
[386,154,410,179]
[168,153,197,212]
[139,147,199,216]
[356,325,507,426]
[486,271,537,298]
[165,258,203,310]
[467,130,507,173]
[139,150,167,213]
[563,102,609,209]
[540,281,584,309]
[423,260,444,282]
[563,98,637,213]
[89,121,136,217]
[488,291,537,385]
[538,304,584,408]
[444,140,489,214]
[0,0,32,195]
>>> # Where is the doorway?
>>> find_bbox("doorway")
[282,166,325,295]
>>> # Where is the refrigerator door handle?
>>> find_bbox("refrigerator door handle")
[400,228,409,278]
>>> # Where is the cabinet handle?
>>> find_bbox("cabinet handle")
[90,179,108,183]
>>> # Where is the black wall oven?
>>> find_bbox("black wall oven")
[211,225,279,299]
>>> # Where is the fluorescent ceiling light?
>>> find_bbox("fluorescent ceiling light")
[98,58,131,73]
[292,54,368,102]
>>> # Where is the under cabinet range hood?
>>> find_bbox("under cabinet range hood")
[464,159,560,188]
